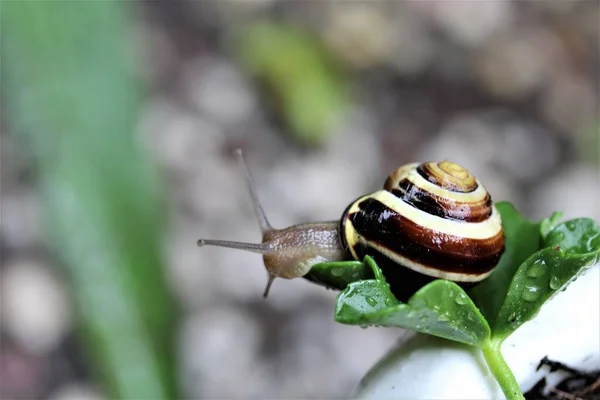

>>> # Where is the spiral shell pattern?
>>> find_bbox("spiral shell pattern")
[340,161,505,288]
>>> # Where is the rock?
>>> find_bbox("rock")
[387,4,434,75]
[179,307,266,398]
[182,57,258,126]
[48,384,105,400]
[540,73,596,138]
[322,3,394,69]
[0,189,43,252]
[475,28,551,100]
[419,1,513,48]
[1,259,71,355]
[529,164,600,222]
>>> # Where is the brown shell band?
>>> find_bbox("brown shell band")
[344,197,504,276]
[391,179,492,223]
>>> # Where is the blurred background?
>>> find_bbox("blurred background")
[1,1,598,398]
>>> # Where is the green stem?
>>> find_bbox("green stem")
[482,339,524,400]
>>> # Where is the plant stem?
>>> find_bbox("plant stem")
[482,339,525,400]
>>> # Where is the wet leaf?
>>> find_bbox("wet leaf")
[335,257,490,347]
[469,202,541,326]
[492,218,600,340]
[305,260,372,290]
[540,211,564,239]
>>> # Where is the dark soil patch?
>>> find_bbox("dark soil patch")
[525,357,600,400]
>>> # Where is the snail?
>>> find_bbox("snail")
[197,150,505,301]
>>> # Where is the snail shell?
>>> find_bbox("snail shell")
[340,160,504,300]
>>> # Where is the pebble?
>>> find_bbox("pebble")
[387,4,434,75]
[1,259,71,355]
[529,164,600,222]
[421,1,513,48]
[322,3,393,69]
[540,73,596,138]
[476,29,550,100]
[179,307,266,398]
[0,189,43,252]
[182,57,258,126]
[48,384,105,400]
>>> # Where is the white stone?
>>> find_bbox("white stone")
[179,307,268,398]
[1,259,71,355]
[323,3,394,69]
[183,57,257,125]
[355,264,600,399]
[0,189,43,251]
[48,384,105,400]
[529,165,600,223]
[427,1,513,48]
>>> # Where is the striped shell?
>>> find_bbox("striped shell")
[340,160,505,300]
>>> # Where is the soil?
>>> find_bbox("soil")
[525,357,600,400]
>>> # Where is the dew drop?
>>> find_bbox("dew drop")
[366,296,377,307]
[522,285,541,302]
[526,259,547,278]
[331,268,344,277]
[437,314,450,322]
[384,298,395,307]
[454,293,468,305]
[507,312,517,323]
[565,221,577,232]
[549,276,561,290]
[419,314,428,323]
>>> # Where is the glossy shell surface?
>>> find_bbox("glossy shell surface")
[340,161,505,299]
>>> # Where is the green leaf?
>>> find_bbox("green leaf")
[492,218,600,340]
[335,257,491,347]
[469,202,541,326]
[2,2,179,398]
[543,218,600,254]
[540,211,564,239]
[304,260,372,290]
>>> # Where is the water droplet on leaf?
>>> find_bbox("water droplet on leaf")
[331,268,344,277]
[365,296,377,307]
[549,276,561,290]
[507,312,517,323]
[384,298,395,307]
[522,285,541,302]
[526,259,547,278]
[419,314,428,323]
[437,314,450,322]
[454,293,468,305]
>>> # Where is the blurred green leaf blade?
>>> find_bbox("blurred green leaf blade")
[2,2,179,398]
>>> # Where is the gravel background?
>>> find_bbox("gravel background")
[1,1,599,398]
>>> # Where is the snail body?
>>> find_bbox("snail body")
[197,151,505,300]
